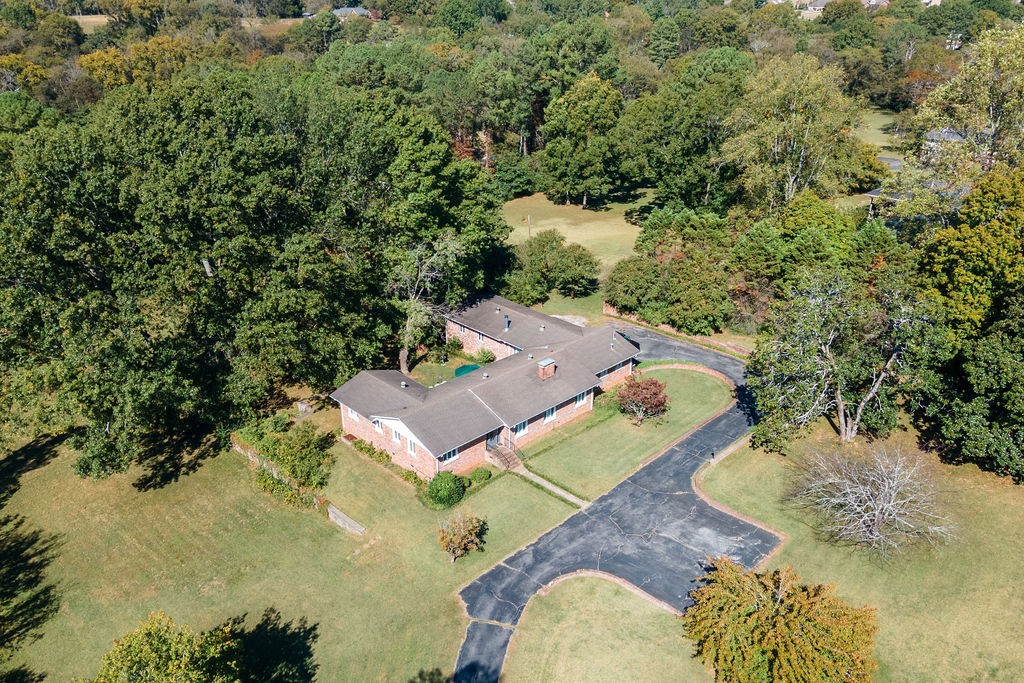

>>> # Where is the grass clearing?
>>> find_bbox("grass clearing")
[535,291,605,322]
[4,420,574,680]
[700,425,1024,681]
[521,368,733,500]
[503,192,649,276]
[241,16,303,37]
[503,576,712,682]
[408,359,460,387]
[855,108,902,157]
[71,14,110,33]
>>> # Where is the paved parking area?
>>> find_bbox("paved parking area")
[453,327,780,682]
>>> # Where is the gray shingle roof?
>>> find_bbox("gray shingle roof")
[333,6,371,16]
[446,296,583,350]
[331,299,641,458]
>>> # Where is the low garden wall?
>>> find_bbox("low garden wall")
[231,433,365,536]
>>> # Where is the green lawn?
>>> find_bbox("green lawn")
[504,192,649,276]
[503,576,712,682]
[71,14,110,34]
[521,368,733,500]
[409,359,460,387]
[700,427,1024,681]
[534,291,606,322]
[855,108,905,160]
[3,426,574,680]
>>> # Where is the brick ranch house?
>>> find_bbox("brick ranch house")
[329,296,639,479]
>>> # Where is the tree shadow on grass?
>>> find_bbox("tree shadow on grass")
[0,665,46,683]
[0,514,62,670]
[132,423,223,492]
[0,433,71,509]
[229,608,319,683]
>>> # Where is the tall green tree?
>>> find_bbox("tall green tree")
[540,73,624,207]
[647,16,681,67]
[81,612,239,683]
[915,26,1024,186]
[617,47,754,210]
[0,64,505,476]
[605,208,733,335]
[748,272,927,449]
[721,54,873,211]
[683,557,877,683]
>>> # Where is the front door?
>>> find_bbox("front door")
[486,430,500,448]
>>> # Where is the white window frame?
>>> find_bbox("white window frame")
[438,447,460,463]
[544,406,556,423]
[391,427,400,443]
[575,391,587,407]
[514,420,529,438]
[373,419,383,434]
[477,331,484,342]
[347,406,358,420]
[407,439,416,456]
[459,323,466,333]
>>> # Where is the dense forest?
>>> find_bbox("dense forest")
[1,0,1022,484]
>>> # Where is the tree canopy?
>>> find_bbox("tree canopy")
[683,557,878,683]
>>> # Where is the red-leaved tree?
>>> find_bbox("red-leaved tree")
[616,373,670,425]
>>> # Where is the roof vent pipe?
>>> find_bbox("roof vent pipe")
[539,324,545,331]
[400,381,408,388]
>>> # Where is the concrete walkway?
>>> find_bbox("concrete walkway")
[453,326,780,683]
[512,465,588,508]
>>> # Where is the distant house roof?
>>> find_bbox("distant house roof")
[925,128,966,144]
[332,299,641,457]
[446,295,584,351]
[808,0,831,9]
[333,6,371,17]
[877,156,903,171]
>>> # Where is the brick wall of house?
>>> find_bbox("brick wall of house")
[598,360,635,391]
[339,402,488,480]
[445,320,518,360]
[437,437,489,477]
[507,390,594,449]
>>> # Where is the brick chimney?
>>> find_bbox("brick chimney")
[538,358,556,380]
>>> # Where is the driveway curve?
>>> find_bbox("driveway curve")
[453,326,780,683]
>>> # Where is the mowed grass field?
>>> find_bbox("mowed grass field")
[855,108,902,157]
[504,192,646,276]
[503,577,712,682]
[521,368,733,500]
[3,424,575,680]
[700,427,1024,681]
[71,14,110,34]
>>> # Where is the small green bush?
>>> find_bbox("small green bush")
[427,471,465,508]
[399,468,422,487]
[476,349,496,364]
[470,467,492,484]
[353,438,391,464]
[255,467,316,508]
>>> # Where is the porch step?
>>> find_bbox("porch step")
[486,445,522,471]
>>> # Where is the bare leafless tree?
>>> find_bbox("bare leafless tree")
[792,448,955,556]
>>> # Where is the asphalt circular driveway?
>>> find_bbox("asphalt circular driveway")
[453,326,780,683]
